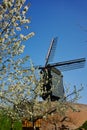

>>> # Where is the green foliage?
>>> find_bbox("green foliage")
[76,121,87,130]
[0,111,22,130]
[0,115,11,130]
[12,121,22,130]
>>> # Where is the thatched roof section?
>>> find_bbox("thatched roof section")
[40,103,87,130]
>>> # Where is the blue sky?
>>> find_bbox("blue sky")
[24,0,87,104]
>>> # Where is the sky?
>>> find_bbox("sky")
[24,0,87,104]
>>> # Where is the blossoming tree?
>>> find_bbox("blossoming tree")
[0,0,35,120]
[0,0,56,126]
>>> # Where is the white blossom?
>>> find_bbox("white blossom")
[13,22,18,27]
[13,7,17,13]
[20,34,25,39]
[24,6,29,12]
[4,34,8,39]
[25,26,29,29]
[26,32,35,39]
[18,45,25,53]
[16,16,21,20]
[12,17,16,23]
[16,27,21,31]
[8,1,13,7]
[10,29,16,35]
[11,0,14,3]
[20,19,30,24]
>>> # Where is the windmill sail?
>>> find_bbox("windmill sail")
[45,58,86,71]
[45,37,58,66]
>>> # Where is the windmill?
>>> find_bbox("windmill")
[37,37,86,101]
